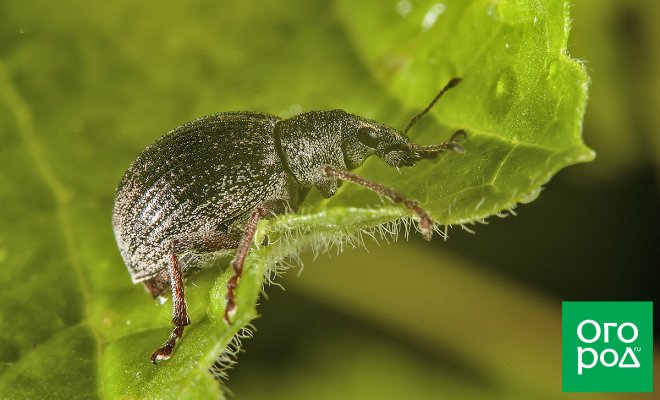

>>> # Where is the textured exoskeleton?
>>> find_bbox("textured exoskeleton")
[112,78,465,362]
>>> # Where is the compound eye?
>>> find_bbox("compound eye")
[356,126,380,149]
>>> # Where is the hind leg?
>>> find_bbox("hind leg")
[143,231,241,298]
[150,230,240,363]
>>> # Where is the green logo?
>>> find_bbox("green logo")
[562,301,653,392]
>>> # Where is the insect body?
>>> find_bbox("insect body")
[112,78,465,363]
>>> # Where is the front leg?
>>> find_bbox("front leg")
[321,165,435,240]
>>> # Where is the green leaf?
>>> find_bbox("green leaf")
[321,0,594,224]
[0,0,591,398]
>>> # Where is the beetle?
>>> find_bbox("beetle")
[112,78,465,363]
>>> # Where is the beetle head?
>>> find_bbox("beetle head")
[343,120,465,169]
[344,122,414,168]
[344,78,465,169]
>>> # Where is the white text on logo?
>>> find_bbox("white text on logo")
[576,320,641,375]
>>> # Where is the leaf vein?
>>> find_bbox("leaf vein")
[0,61,105,398]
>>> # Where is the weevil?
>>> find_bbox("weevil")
[112,78,466,363]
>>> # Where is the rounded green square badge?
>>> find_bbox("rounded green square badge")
[562,301,653,392]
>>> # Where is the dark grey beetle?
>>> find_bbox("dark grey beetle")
[112,78,465,363]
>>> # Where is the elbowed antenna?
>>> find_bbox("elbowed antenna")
[403,77,462,134]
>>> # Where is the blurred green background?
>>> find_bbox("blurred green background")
[0,0,658,399]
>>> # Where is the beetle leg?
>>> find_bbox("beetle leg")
[150,231,240,363]
[151,239,189,363]
[143,231,242,296]
[225,206,265,324]
[321,165,435,241]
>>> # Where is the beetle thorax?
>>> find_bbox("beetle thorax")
[275,110,367,197]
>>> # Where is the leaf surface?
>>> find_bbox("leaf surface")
[0,0,591,398]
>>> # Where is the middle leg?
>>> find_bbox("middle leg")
[224,205,266,324]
